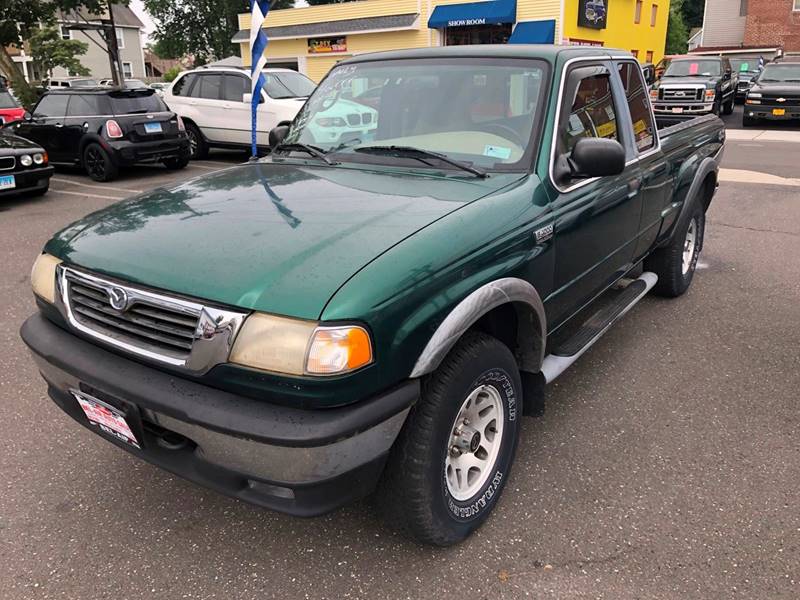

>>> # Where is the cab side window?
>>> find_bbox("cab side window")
[557,72,618,157]
[33,94,69,119]
[617,62,656,152]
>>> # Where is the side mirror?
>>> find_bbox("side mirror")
[568,137,626,179]
[24,111,32,121]
[269,125,290,147]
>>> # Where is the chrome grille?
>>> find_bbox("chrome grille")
[0,156,15,171]
[346,113,361,126]
[762,94,800,107]
[57,267,248,372]
[66,272,199,360]
[660,88,703,101]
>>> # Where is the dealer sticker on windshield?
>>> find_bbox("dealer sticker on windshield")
[484,145,512,160]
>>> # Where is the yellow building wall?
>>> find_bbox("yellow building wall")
[563,0,670,64]
[241,0,565,81]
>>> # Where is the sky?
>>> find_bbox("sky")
[129,0,156,42]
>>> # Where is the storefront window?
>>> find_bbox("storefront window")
[444,23,512,45]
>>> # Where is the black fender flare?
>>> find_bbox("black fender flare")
[409,277,547,378]
[661,154,719,246]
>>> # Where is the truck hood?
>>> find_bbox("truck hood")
[46,162,521,319]
[750,82,800,96]
[658,76,718,87]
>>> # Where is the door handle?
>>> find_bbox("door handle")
[54,123,63,128]
[626,179,642,199]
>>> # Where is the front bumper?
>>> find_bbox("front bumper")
[21,313,418,516]
[653,102,715,120]
[107,136,190,166]
[743,103,800,120]
[0,165,54,196]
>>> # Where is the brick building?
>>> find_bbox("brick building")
[744,0,800,52]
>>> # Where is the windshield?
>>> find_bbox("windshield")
[0,91,18,109]
[283,59,547,171]
[730,59,760,74]
[265,71,316,99]
[71,79,99,87]
[758,64,800,82]
[663,60,721,77]
[108,91,169,114]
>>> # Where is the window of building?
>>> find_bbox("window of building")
[740,0,748,16]
[635,0,643,24]
[115,28,125,49]
[631,49,639,58]
[557,71,618,157]
[650,4,658,26]
[444,23,512,46]
[617,61,656,152]
[793,0,799,10]
[122,62,133,78]
[646,50,654,62]
[60,25,72,40]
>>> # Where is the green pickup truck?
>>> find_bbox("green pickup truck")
[22,46,725,546]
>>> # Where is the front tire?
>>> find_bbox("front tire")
[83,143,118,182]
[645,199,705,297]
[722,96,734,115]
[379,332,522,546]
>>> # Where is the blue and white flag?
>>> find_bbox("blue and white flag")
[249,0,271,158]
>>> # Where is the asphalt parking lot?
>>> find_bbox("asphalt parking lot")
[1,113,799,599]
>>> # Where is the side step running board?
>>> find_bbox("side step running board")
[540,272,658,384]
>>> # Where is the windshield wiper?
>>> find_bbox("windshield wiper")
[354,145,487,178]
[273,142,336,165]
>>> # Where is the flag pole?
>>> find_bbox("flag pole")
[249,0,272,160]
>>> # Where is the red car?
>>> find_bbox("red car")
[0,89,26,126]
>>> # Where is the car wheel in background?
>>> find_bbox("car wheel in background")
[83,143,119,182]
[163,155,190,170]
[742,114,759,127]
[645,199,705,298]
[722,97,734,115]
[185,122,209,160]
[711,98,722,116]
[378,332,522,546]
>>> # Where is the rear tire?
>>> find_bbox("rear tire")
[163,155,189,170]
[645,200,705,297]
[378,332,522,546]
[83,143,118,182]
[185,122,209,160]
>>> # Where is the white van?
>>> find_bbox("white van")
[164,66,315,158]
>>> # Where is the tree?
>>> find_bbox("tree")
[680,0,705,30]
[29,27,91,79]
[163,65,181,82]
[0,0,126,107]
[666,0,689,55]
[144,0,294,64]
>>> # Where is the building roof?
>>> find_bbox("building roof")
[232,13,419,42]
[59,4,144,29]
[206,56,244,68]
[690,45,780,54]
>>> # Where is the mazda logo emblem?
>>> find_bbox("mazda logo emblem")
[108,287,128,311]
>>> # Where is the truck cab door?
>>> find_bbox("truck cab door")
[615,59,670,260]
[545,61,643,330]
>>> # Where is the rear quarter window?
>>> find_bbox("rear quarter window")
[109,92,169,114]
[171,73,195,96]
[33,94,69,118]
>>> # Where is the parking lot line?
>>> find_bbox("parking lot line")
[51,178,144,194]
[185,164,224,171]
[719,168,800,187]
[49,188,126,201]
[193,160,239,167]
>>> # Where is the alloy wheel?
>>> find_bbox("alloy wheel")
[682,217,698,275]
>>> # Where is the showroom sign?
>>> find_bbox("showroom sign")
[577,0,608,29]
[308,36,348,54]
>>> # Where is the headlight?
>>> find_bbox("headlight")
[704,89,715,99]
[33,152,44,165]
[20,154,32,166]
[229,313,373,376]
[747,92,762,98]
[649,89,658,99]
[31,253,62,304]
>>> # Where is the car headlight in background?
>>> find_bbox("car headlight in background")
[20,154,32,167]
[230,313,373,376]
[33,152,45,165]
[649,89,658,100]
[31,253,62,304]
[316,117,347,128]
[747,92,762,98]
[704,89,716,100]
